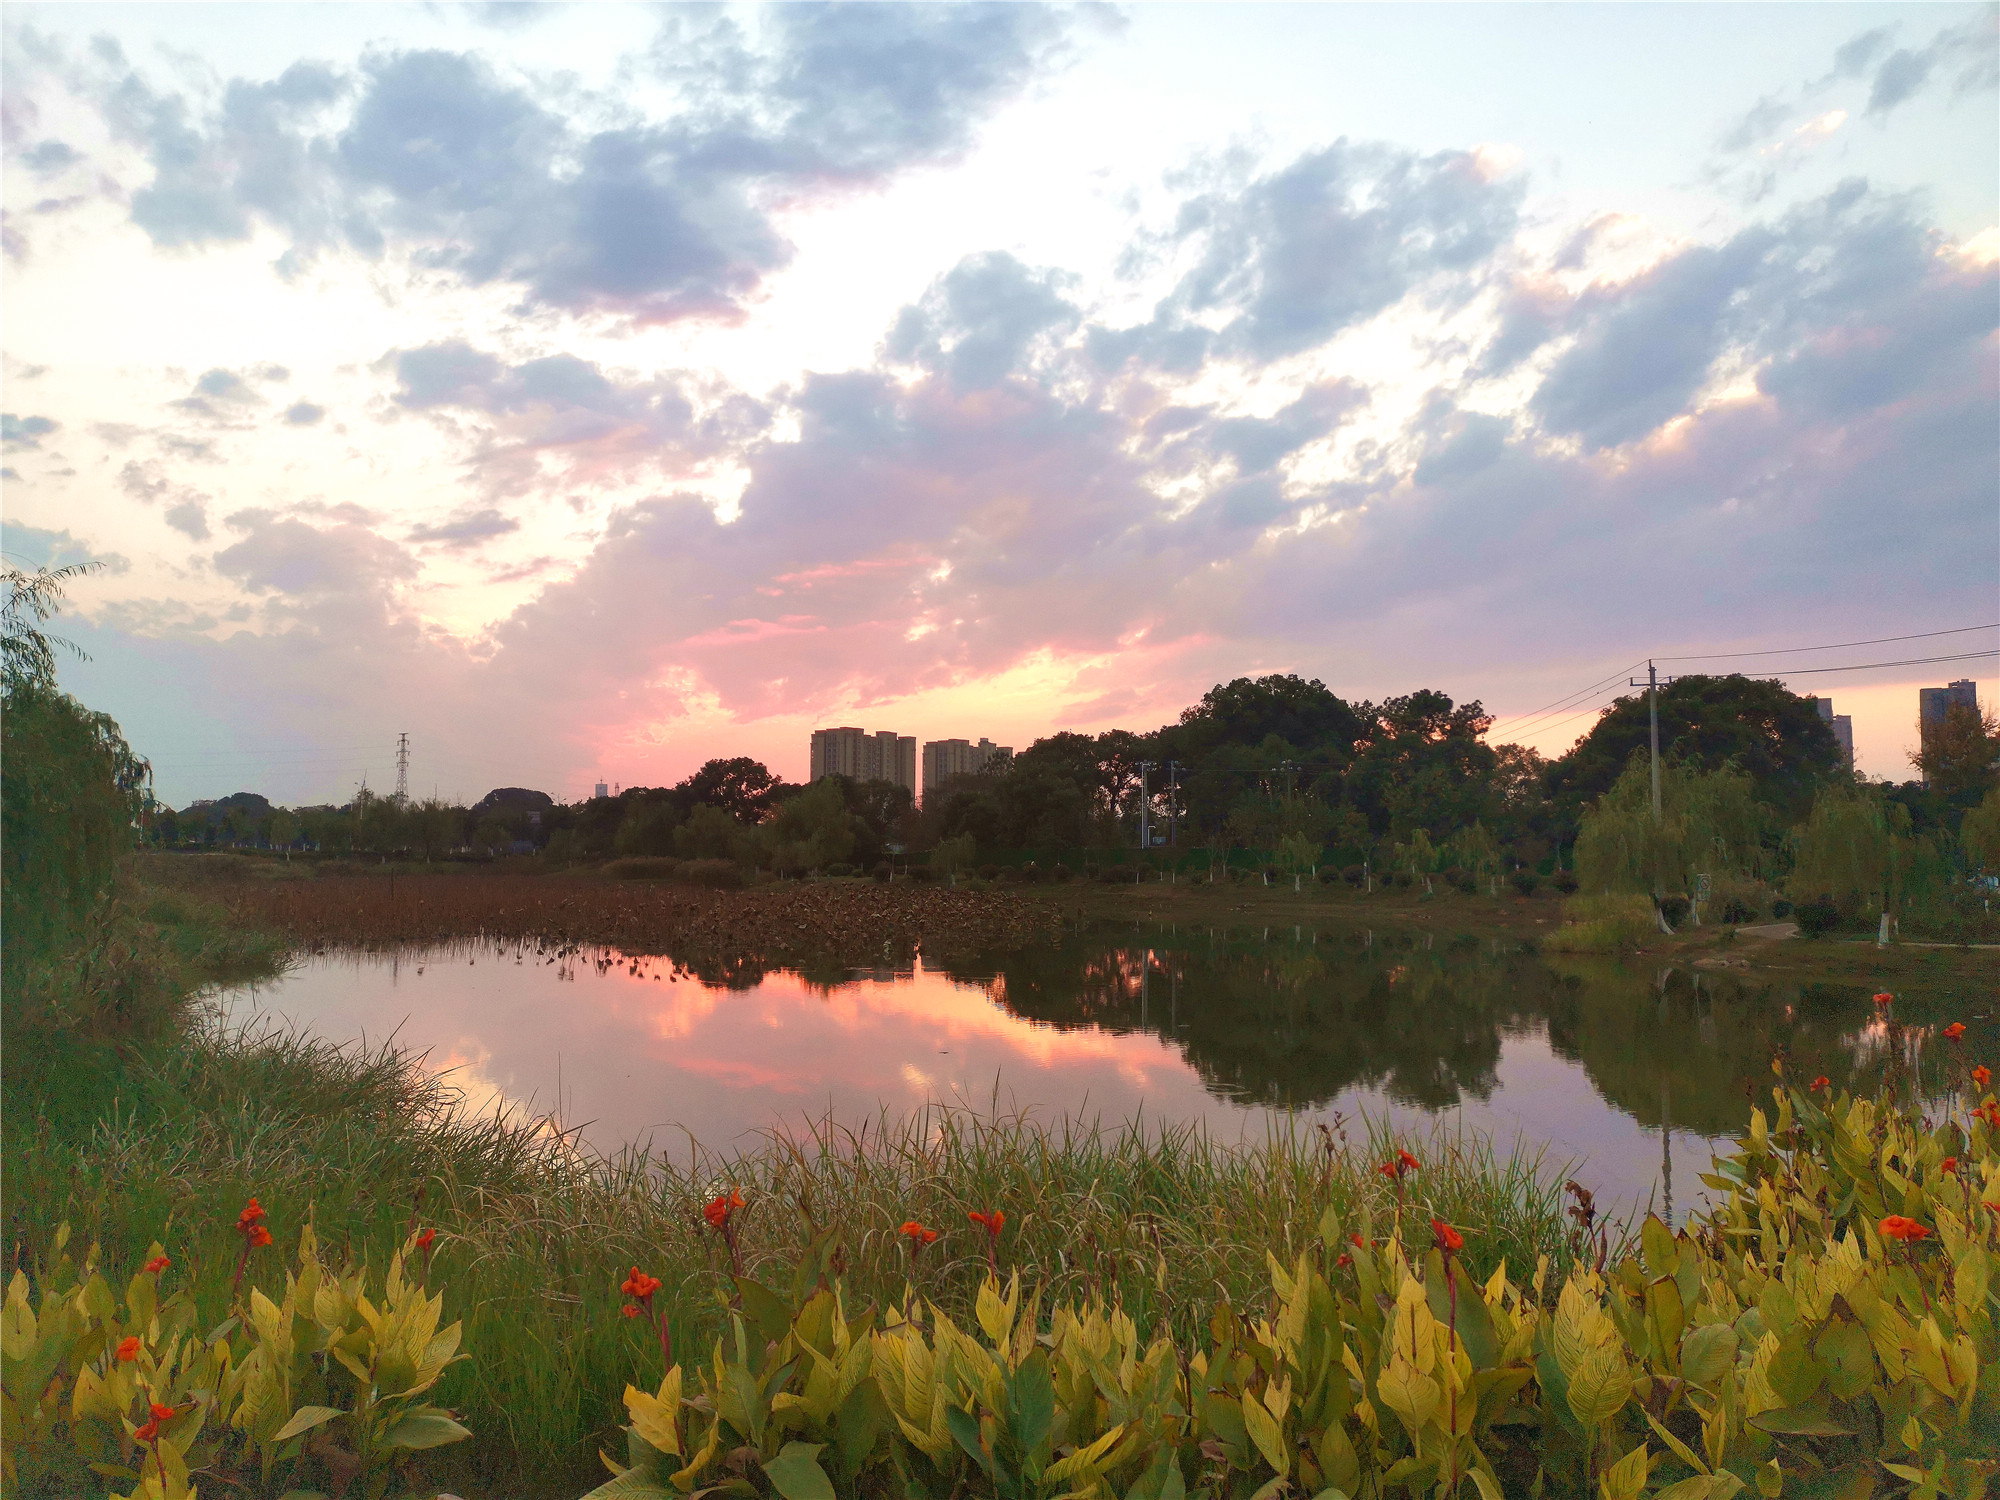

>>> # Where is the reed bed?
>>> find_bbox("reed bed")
[219,871,1066,968]
[7,1015,1588,1496]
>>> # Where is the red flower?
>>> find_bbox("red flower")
[413,1228,436,1250]
[1349,1232,1366,1249]
[115,1335,141,1362]
[703,1189,746,1229]
[236,1198,266,1229]
[621,1267,662,1302]
[1944,1022,1967,1040]
[898,1220,939,1246]
[1336,1253,1353,1268]
[621,1304,641,1319]
[1975,1065,1992,1089]
[1397,1149,1421,1173]
[245,1224,273,1249]
[133,1401,177,1443]
[1940,1157,1958,1174]
[1873,992,1894,1008]
[967,1210,1006,1237]
[1879,1215,1932,1243]
[1812,1076,1830,1091]
[142,1255,170,1275]
[1431,1219,1465,1254]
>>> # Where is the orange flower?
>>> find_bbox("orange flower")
[621,1304,641,1319]
[1879,1215,1932,1243]
[1349,1232,1366,1249]
[1431,1219,1464,1254]
[1940,1157,1958,1174]
[621,1267,662,1302]
[115,1335,141,1362]
[236,1198,266,1229]
[142,1255,170,1275]
[1812,1076,1830,1091]
[898,1220,939,1245]
[967,1210,1006,1237]
[1944,1022,1967,1040]
[245,1224,273,1249]
[703,1189,746,1229]
[413,1228,436,1250]
[134,1401,177,1443]
[1975,1065,1992,1089]
[1873,992,1894,1008]
[1397,1149,1421,1172]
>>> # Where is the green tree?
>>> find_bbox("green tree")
[764,780,857,874]
[1961,785,2000,872]
[932,832,978,882]
[1910,700,2000,800]
[674,803,755,863]
[1553,673,1840,822]
[1574,757,1771,897]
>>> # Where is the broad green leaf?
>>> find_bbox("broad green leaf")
[1679,1324,1739,1392]
[1566,1345,1631,1429]
[1240,1390,1289,1476]
[1009,1349,1055,1458]
[762,1441,837,1500]
[269,1405,344,1443]
[381,1410,472,1450]
[1600,1441,1649,1500]
[576,1471,679,1500]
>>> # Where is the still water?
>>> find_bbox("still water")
[217,924,1989,1223]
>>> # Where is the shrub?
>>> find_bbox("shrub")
[1772,897,1793,918]
[1096,865,1126,884]
[581,1077,2000,1500]
[1718,894,1756,924]
[1317,866,1340,884]
[1793,893,1842,937]
[976,863,1000,881]
[1551,869,1580,895]
[1016,862,1041,883]
[604,856,681,881]
[1541,892,1657,953]
[1392,870,1413,888]
[677,858,743,890]
[822,862,854,877]
[1655,893,1691,928]
[1051,863,1073,883]
[907,864,938,883]
[1341,865,1364,886]
[1509,868,1540,896]
[872,861,892,882]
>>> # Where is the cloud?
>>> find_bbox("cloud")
[1146,141,1524,363]
[407,507,519,547]
[214,509,418,597]
[0,519,128,574]
[283,401,325,425]
[2,413,60,450]
[385,339,764,497]
[884,252,1079,388]
[79,7,1076,324]
[163,498,210,540]
[1866,9,1998,116]
[20,139,80,175]
[169,365,289,420]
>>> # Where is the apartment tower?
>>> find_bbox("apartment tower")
[922,737,1013,805]
[809,727,917,797]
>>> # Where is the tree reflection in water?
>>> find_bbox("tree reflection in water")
[938,924,1976,1140]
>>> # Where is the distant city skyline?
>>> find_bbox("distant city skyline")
[6,2,1992,806]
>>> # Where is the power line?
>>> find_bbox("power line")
[1654,623,1997,662]
[1496,661,1645,739]
[1762,649,1998,677]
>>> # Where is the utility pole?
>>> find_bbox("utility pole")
[1628,663,1675,823]
[394,732,410,806]
[1136,760,1153,849]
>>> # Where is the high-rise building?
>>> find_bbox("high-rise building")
[1920,679,1979,728]
[1917,679,1981,788]
[593,781,608,800]
[1812,698,1853,767]
[810,727,917,797]
[922,737,1014,804]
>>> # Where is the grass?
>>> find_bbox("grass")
[8,1004,1588,1497]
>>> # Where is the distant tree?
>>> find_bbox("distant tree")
[1961,786,2000,872]
[764,780,857,874]
[1553,674,1840,822]
[1170,674,1368,762]
[1345,690,1497,840]
[409,798,465,861]
[267,808,301,855]
[1910,701,2000,800]
[1788,781,1944,918]
[1574,757,1772,897]
[932,832,977,881]
[674,803,756,863]
[676,757,784,821]
[613,797,682,857]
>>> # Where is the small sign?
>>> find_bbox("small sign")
[1696,872,1712,901]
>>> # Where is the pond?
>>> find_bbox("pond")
[217,922,1990,1224]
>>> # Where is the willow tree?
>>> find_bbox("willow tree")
[1790,782,1947,915]
[1574,756,1770,896]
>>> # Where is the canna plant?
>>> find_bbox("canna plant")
[583,1048,2000,1500]
[1,1215,470,1499]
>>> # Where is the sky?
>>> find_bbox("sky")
[3,1,1995,807]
